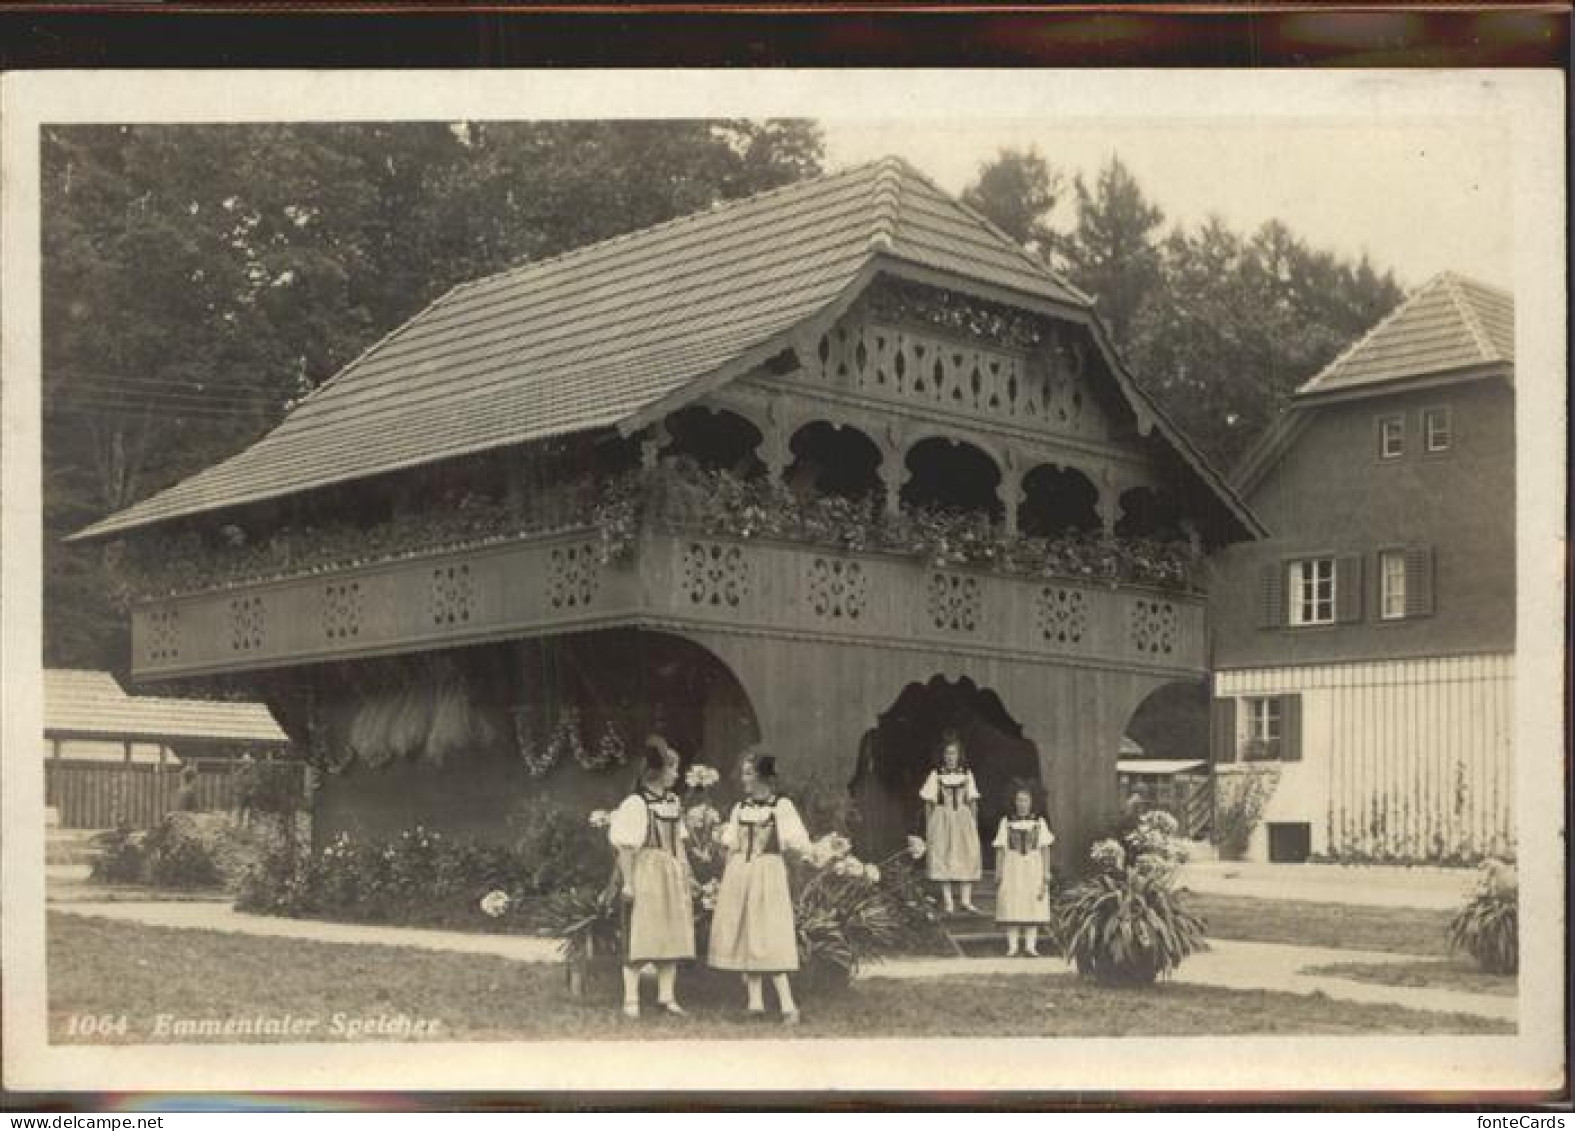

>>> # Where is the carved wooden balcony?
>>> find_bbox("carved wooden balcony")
[130,527,1207,681]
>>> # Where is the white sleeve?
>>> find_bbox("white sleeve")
[918,771,939,803]
[965,772,981,802]
[717,804,741,850]
[774,799,812,854]
[607,795,647,850]
[991,818,1009,849]
[1038,819,1056,849]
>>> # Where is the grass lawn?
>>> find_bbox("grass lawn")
[1186,893,1454,956]
[48,912,1508,1042]
[1301,958,1516,998]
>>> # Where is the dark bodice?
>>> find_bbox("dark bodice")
[1006,818,1042,855]
[639,790,684,857]
[736,797,782,861]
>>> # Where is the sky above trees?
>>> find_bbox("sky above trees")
[824,118,1512,291]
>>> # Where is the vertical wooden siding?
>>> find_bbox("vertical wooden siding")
[44,759,305,830]
[1217,654,1514,861]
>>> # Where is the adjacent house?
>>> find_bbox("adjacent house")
[69,158,1260,867]
[44,667,292,828]
[1209,273,1515,864]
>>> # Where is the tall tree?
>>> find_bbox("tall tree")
[42,119,825,672]
[961,146,1062,260]
[1059,155,1165,349]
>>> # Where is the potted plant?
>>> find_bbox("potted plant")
[1058,811,1207,986]
[1449,857,1518,975]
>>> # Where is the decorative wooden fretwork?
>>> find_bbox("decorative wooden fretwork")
[228,594,266,653]
[865,279,1046,351]
[806,557,868,622]
[322,581,363,642]
[1035,586,1089,647]
[548,542,600,611]
[147,606,181,662]
[1129,598,1179,657]
[682,542,750,608]
[429,563,474,627]
[927,572,980,633]
[811,319,1094,437]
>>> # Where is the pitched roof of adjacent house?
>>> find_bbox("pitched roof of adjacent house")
[1233,272,1514,494]
[72,157,1256,542]
[1297,272,1514,398]
[44,668,289,744]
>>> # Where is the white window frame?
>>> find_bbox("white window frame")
[1245,697,1283,750]
[1378,415,1405,460]
[1423,406,1453,453]
[1379,549,1407,620]
[1288,557,1335,626]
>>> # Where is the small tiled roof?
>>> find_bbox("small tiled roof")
[1297,272,1514,398]
[44,669,289,744]
[72,158,1091,542]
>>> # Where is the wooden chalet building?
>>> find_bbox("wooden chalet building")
[1211,273,1515,864]
[72,158,1259,868]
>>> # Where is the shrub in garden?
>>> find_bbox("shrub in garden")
[1058,810,1207,986]
[1211,766,1279,861]
[1449,858,1518,975]
[88,820,147,884]
[141,813,224,889]
[507,794,615,894]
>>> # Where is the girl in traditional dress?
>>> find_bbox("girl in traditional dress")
[918,730,983,914]
[707,752,811,1024]
[993,785,1055,956]
[607,737,695,1019]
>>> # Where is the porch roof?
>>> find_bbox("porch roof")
[72,156,1257,543]
[44,669,289,745]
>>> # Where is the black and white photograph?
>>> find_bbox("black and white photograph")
[1,68,1565,1098]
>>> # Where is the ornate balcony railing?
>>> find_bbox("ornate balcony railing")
[129,525,1207,681]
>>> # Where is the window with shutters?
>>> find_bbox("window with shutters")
[1423,406,1452,453]
[1289,557,1335,626]
[1378,415,1405,460]
[1380,549,1407,620]
[1243,697,1282,760]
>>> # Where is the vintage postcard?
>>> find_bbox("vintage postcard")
[1,68,1565,1099]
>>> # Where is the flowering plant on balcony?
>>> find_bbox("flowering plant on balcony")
[110,451,1203,601]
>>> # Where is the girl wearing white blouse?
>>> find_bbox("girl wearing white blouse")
[607,738,695,1019]
[707,752,811,1024]
[918,731,983,914]
[993,786,1056,956]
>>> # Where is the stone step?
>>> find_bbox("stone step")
[46,828,104,866]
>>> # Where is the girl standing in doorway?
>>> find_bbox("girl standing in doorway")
[708,751,811,1024]
[993,784,1055,956]
[918,730,983,914]
[607,737,695,1018]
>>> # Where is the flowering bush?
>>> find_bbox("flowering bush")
[1058,811,1206,986]
[1449,859,1518,975]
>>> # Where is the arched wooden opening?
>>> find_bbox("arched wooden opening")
[848,674,1042,861]
[785,421,883,502]
[1116,485,1187,542]
[307,629,761,845]
[1114,677,1211,841]
[663,406,765,478]
[1018,463,1100,537]
[901,436,1003,520]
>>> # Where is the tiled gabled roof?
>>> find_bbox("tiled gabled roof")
[73,158,1271,544]
[73,158,1091,542]
[44,669,289,744]
[1297,272,1514,398]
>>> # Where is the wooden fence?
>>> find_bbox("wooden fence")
[45,758,305,830]
[1117,771,1214,841]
